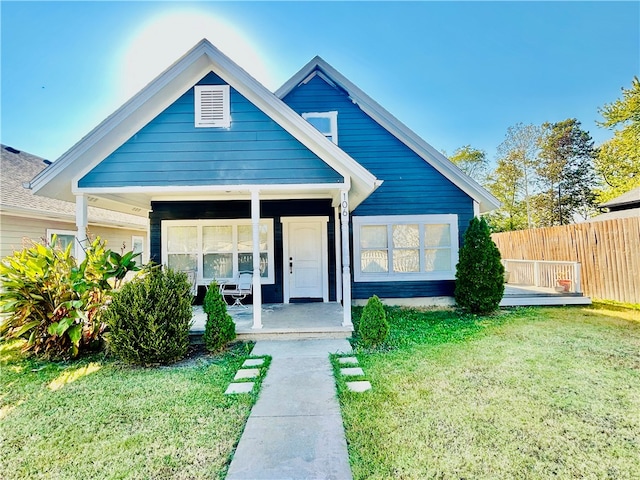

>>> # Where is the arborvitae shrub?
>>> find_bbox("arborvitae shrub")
[455,217,505,314]
[358,295,389,348]
[202,281,236,352]
[104,267,193,365]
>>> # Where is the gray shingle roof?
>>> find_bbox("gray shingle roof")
[600,187,640,210]
[1,145,146,229]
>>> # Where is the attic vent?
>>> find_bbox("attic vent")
[88,196,99,203]
[195,85,230,128]
[131,207,142,213]
[4,146,20,154]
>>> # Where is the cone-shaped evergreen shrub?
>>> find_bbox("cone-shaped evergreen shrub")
[455,217,505,314]
[202,281,236,352]
[104,267,193,365]
[358,295,389,348]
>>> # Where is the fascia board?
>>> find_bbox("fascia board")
[278,57,500,213]
[32,46,215,201]
[32,40,377,209]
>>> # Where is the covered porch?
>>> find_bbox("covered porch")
[191,302,351,341]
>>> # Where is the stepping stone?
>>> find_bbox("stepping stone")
[242,358,265,367]
[346,381,372,392]
[225,382,254,394]
[340,367,365,376]
[338,356,358,365]
[234,368,260,380]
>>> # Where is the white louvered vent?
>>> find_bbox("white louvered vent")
[195,85,230,128]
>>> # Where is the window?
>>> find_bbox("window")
[131,235,145,263]
[195,85,230,128]
[353,215,458,282]
[47,229,76,251]
[162,220,274,284]
[302,111,338,144]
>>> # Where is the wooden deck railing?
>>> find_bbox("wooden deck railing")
[503,259,582,293]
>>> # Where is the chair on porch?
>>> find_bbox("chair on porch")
[219,271,253,307]
[182,269,198,297]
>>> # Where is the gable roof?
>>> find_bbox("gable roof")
[600,187,640,210]
[0,145,146,230]
[276,57,500,213]
[28,40,379,212]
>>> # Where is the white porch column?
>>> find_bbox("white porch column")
[334,206,342,302]
[251,189,262,329]
[75,194,88,263]
[340,191,352,327]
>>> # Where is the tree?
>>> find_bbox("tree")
[535,119,597,225]
[455,217,504,314]
[485,151,529,232]
[449,145,490,184]
[595,76,640,202]
[494,123,542,229]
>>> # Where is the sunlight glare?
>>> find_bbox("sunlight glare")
[117,10,274,101]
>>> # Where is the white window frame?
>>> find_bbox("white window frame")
[161,219,275,285]
[302,111,338,144]
[47,229,77,251]
[352,214,459,282]
[194,85,230,128]
[131,235,145,263]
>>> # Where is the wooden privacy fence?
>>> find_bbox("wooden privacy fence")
[491,217,640,304]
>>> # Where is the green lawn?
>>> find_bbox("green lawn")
[0,341,261,480]
[338,305,640,479]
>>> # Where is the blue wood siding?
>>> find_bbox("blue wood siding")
[283,73,474,299]
[150,199,337,304]
[79,72,343,187]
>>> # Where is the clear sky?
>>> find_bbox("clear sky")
[1,1,638,165]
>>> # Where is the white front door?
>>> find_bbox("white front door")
[282,217,329,302]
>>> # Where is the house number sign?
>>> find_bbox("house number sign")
[341,192,349,217]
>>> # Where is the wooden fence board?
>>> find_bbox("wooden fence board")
[492,217,639,304]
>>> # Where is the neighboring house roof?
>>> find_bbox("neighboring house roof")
[599,187,640,211]
[1,145,147,230]
[28,39,379,213]
[276,57,500,213]
[585,207,640,222]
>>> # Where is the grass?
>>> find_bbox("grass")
[0,341,263,480]
[338,304,640,479]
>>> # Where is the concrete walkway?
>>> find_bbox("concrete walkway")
[226,339,353,480]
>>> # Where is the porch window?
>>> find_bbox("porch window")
[47,229,76,251]
[353,215,458,282]
[162,220,274,284]
[302,111,338,144]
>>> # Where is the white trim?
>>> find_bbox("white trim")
[352,214,459,282]
[194,85,230,128]
[302,111,338,144]
[281,216,329,303]
[276,57,499,213]
[73,182,350,196]
[161,219,275,286]
[31,39,378,211]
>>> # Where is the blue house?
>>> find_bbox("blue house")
[29,40,498,328]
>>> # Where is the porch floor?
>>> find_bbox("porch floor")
[191,302,352,341]
[501,284,592,307]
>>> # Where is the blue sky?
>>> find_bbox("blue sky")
[1,1,638,165]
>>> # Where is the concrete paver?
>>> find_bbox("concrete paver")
[242,358,265,367]
[340,367,365,377]
[225,383,254,395]
[234,368,261,380]
[338,356,358,365]
[346,381,372,393]
[226,339,353,480]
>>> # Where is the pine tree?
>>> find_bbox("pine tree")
[455,217,505,314]
[202,281,236,352]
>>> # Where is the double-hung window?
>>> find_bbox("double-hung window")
[47,229,76,251]
[353,215,458,282]
[162,220,274,284]
[302,111,338,144]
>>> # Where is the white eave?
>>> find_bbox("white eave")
[29,39,379,211]
[276,57,500,213]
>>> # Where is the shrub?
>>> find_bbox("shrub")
[0,237,140,359]
[103,267,193,365]
[455,216,505,314]
[202,282,236,352]
[358,295,389,348]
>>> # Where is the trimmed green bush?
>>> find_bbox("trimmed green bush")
[455,216,505,314]
[358,295,389,348]
[104,267,193,365]
[202,282,236,352]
